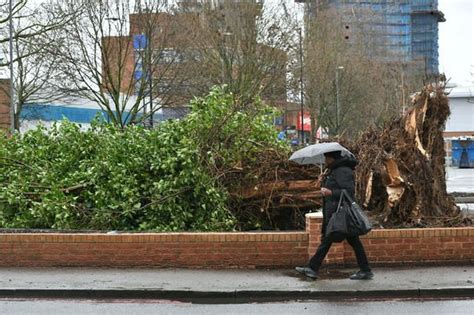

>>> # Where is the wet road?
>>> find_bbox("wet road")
[446,167,474,193]
[446,167,474,214]
[0,298,472,315]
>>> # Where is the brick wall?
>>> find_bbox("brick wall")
[0,232,308,268]
[306,212,474,266]
[0,214,472,268]
[306,213,345,265]
[0,79,11,131]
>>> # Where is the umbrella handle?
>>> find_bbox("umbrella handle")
[315,168,329,189]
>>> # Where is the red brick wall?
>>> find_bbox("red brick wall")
[0,79,11,131]
[0,232,308,268]
[0,215,472,268]
[356,228,474,265]
[306,213,474,267]
[306,213,345,265]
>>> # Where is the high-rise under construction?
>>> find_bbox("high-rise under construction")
[299,0,444,75]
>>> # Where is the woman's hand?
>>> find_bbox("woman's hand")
[321,187,332,196]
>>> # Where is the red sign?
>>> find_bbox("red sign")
[297,111,311,132]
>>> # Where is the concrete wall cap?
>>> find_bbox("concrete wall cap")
[305,211,323,219]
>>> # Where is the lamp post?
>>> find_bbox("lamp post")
[335,66,344,134]
[9,0,14,131]
[147,33,153,127]
[298,27,304,145]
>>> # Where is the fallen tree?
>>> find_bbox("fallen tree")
[350,82,466,227]
[230,82,470,230]
[225,149,322,230]
[0,84,468,231]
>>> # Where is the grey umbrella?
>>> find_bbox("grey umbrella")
[289,142,355,165]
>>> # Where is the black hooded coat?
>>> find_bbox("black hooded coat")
[321,155,358,235]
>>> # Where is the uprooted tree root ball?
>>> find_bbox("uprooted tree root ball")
[349,83,468,228]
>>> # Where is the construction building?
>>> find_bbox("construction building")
[299,0,445,75]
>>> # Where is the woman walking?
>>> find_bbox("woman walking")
[295,150,373,280]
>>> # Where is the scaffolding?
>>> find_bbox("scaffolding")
[410,0,445,74]
[300,0,444,75]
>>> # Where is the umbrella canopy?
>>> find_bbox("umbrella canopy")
[289,142,355,165]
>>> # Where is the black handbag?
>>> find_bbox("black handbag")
[341,190,372,236]
[325,190,372,242]
[325,192,350,243]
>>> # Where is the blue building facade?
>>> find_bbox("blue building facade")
[19,104,189,131]
[302,0,444,75]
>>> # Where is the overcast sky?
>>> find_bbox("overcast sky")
[14,0,474,87]
[438,0,473,86]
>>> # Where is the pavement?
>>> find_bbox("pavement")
[0,266,472,302]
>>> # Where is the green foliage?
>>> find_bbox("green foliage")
[0,87,284,231]
[187,87,286,171]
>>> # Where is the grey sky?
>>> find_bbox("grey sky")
[16,0,474,86]
[438,0,473,86]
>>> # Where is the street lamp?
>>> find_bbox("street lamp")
[9,0,14,131]
[147,34,153,127]
[335,66,344,134]
[298,27,304,145]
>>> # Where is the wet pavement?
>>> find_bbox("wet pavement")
[0,266,472,301]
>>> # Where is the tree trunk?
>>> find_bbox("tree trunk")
[310,110,318,143]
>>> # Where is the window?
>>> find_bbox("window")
[157,48,182,64]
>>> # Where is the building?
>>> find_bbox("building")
[103,0,286,119]
[440,85,474,166]
[444,85,474,138]
[16,99,189,133]
[0,79,10,132]
[300,0,445,75]
[8,1,287,132]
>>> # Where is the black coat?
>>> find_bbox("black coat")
[321,156,358,234]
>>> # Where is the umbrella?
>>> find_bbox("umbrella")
[289,142,355,165]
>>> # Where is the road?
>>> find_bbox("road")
[446,167,474,194]
[0,298,472,315]
[446,167,474,214]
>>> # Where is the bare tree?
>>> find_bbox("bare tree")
[0,0,74,65]
[51,0,193,128]
[302,8,424,139]
[6,31,66,130]
[177,0,293,107]
[0,0,80,131]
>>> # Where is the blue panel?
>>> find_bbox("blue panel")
[20,104,188,125]
[21,104,106,123]
[133,34,147,50]
[134,70,143,80]
[452,140,474,168]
